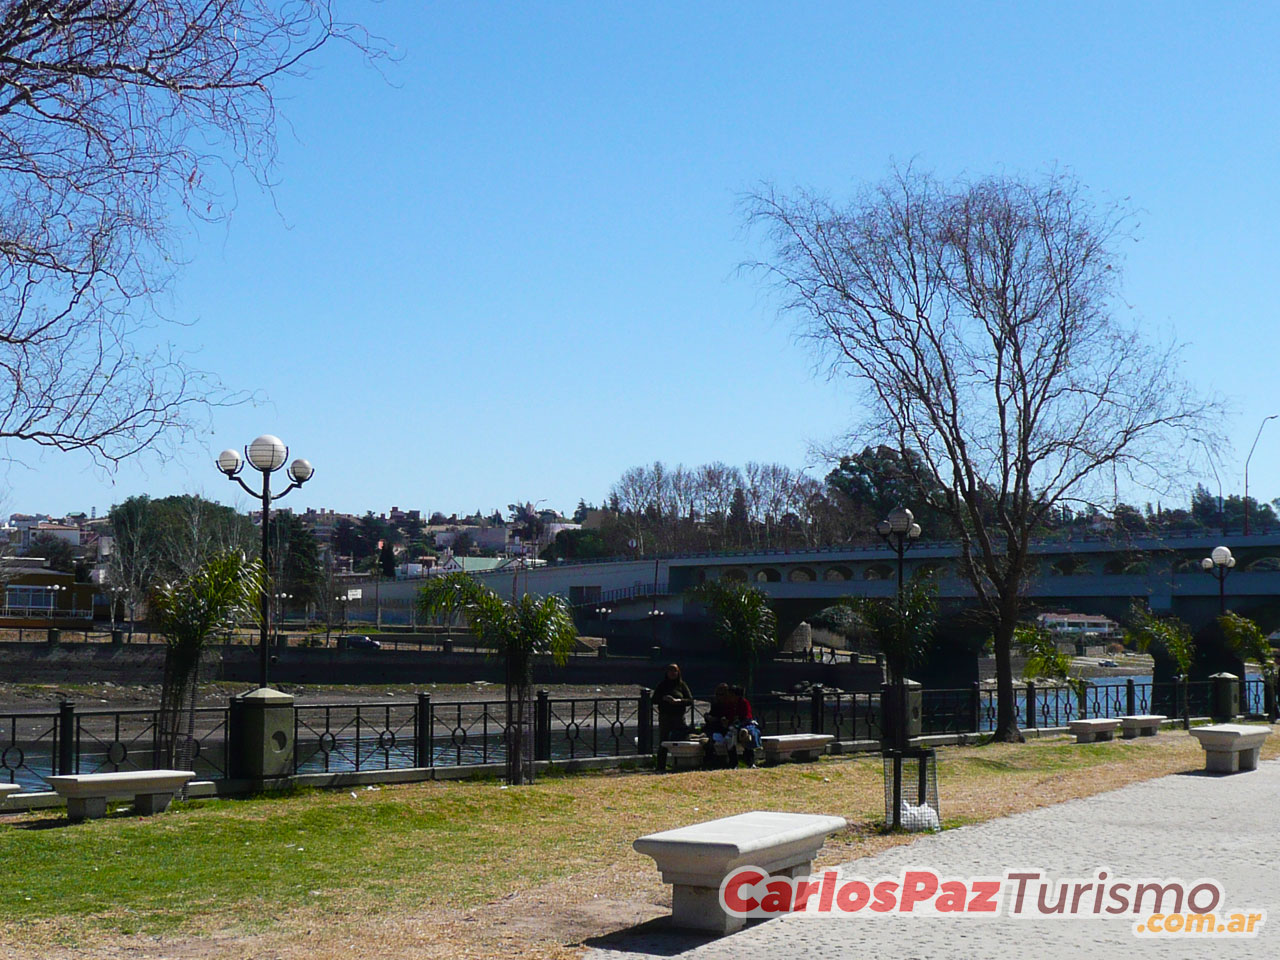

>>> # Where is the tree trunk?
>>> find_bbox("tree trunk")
[991,618,1024,742]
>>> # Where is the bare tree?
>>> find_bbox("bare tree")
[749,166,1216,741]
[0,2,382,466]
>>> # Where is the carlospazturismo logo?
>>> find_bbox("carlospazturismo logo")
[717,866,1264,937]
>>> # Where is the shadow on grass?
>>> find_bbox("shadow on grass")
[583,915,753,956]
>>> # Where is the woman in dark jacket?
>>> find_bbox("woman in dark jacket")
[653,663,694,769]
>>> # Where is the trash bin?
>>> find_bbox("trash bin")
[47,627,60,645]
[883,746,940,832]
[1211,672,1240,721]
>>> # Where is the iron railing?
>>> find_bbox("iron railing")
[1,678,1271,793]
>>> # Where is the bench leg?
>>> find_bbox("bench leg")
[1141,726,1159,737]
[66,796,107,821]
[1122,729,1138,740]
[1075,733,1094,744]
[1097,731,1114,742]
[1204,750,1239,774]
[135,792,175,815]
[671,884,745,934]
[1240,747,1261,772]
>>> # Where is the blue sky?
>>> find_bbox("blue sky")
[9,2,1280,520]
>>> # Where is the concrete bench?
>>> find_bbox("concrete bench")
[1068,718,1120,743]
[46,770,195,821]
[634,810,847,934]
[0,783,20,807]
[1188,724,1271,774]
[659,740,707,771]
[1120,714,1166,739]
[760,733,834,764]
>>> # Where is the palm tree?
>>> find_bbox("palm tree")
[688,581,777,692]
[418,573,577,784]
[1126,603,1196,729]
[1219,611,1278,721]
[151,550,263,770]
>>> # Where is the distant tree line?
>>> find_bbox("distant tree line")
[541,448,1280,561]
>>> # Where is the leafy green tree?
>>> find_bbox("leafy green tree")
[689,580,777,692]
[379,541,396,578]
[1017,621,1088,710]
[23,533,76,573]
[847,576,937,687]
[573,499,590,524]
[727,487,750,548]
[333,517,361,559]
[418,573,577,785]
[1017,623,1072,682]
[1220,611,1277,719]
[151,551,262,769]
[540,529,610,562]
[825,446,953,536]
[267,511,322,608]
[1126,603,1196,728]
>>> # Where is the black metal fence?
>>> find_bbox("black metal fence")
[2,677,1273,794]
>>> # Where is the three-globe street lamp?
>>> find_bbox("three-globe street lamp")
[1244,415,1277,536]
[1200,545,1236,615]
[876,506,923,608]
[876,506,923,828]
[217,435,314,689]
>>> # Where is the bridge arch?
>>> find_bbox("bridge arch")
[754,568,782,583]
[863,563,894,581]
[823,565,852,581]
[787,566,817,583]
[720,567,748,583]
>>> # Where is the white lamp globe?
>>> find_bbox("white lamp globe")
[217,449,242,475]
[1210,545,1233,567]
[908,522,922,539]
[289,458,314,483]
[1200,557,1214,571]
[888,506,914,534]
[876,520,892,537]
[246,435,287,471]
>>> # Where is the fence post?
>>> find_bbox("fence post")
[534,690,551,762]
[1025,681,1036,729]
[969,682,981,734]
[56,701,76,775]
[809,687,825,734]
[415,693,432,767]
[637,688,654,754]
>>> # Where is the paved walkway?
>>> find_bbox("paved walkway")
[587,759,1279,959]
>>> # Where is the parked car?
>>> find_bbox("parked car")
[339,634,381,650]
[1097,658,1118,668]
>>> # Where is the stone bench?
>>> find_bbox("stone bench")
[760,733,834,764]
[1068,718,1120,743]
[0,783,20,807]
[1120,714,1167,739]
[634,810,847,934]
[1188,724,1272,774]
[46,770,195,821]
[659,740,707,771]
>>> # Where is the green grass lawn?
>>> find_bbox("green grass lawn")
[2,730,1272,952]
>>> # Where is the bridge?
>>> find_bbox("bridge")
[360,530,1280,638]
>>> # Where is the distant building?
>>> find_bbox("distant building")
[1036,611,1121,641]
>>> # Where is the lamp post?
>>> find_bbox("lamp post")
[876,506,922,620]
[1200,545,1236,615]
[216,435,314,689]
[274,592,293,633]
[1244,415,1277,536]
[48,583,66,617]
